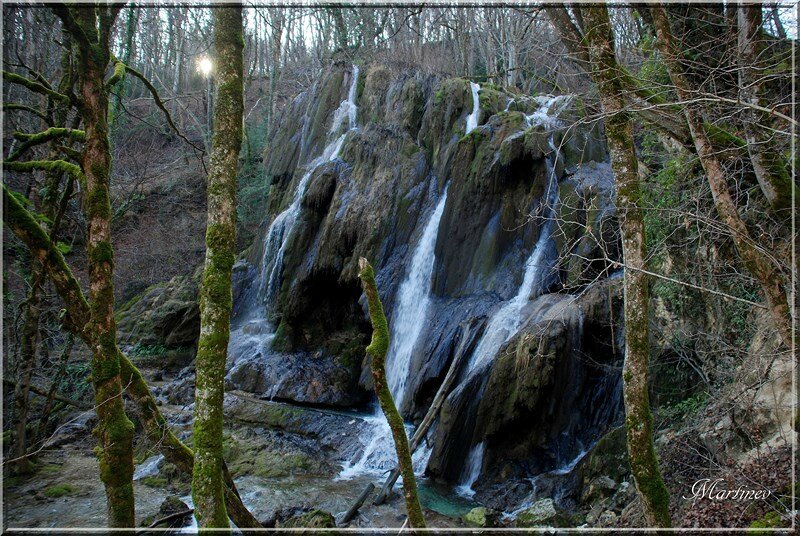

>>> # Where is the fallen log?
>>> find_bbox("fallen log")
[339,482,374,525]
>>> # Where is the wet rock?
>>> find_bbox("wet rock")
[226,347,365,407]
[597,509,618,527]
[44,411,96,448]
[463,506,498,528]
[515,498,570,528]
[582,475,617,503]
[153,366,195,406]
[581,425,630,495]
[554,161,619,288]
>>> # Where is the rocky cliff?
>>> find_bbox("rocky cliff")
[221,61,623,509]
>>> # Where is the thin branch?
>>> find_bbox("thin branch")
[3,103,48,121]
[109,57,205,155]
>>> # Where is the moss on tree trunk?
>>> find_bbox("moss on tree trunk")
[357,258,426,530]
[581,5,672,528]
[736,5,794,215]
[191,5,244,531]
[651,5,793,351]
[57,5,137,527]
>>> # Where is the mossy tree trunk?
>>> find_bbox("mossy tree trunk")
[736,4,794,215]
[192,5,243,531]
[581,5,672,528]
[52,5,135,527]
[3,184,262,529]
[650,5,793,351]
[357,258,426,530]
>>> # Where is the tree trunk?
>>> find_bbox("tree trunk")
[357,258,426,530]
[650,5,793,351]
[36,334,74,444]
[11,268,42,474]
[192,5,243,531]
[58,5,136,527]
[736,4,793,215]
[332,8,348,51]
[11,31,75,475]
[266,9,284,138]
[110,6,138,132]
[581,5,672,528]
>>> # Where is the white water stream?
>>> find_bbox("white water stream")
[455,95,567,496]
[466,81,481,134]
[227,66,360,367]
[338,186,449,479]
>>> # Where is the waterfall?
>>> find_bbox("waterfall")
[455,442,485,497]
[227,66,360,382]
[465,82,481,134]
[454,95,566,495]
[386,187,449,409]
[338,184,449,479]
[258,66,360,310]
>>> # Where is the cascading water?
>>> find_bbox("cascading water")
[466,82,481,134]
[455,95,567,496]
[386,187,449,409]
[455,442,485,497]
[260,66,360,307]
[338,185,449,479]
[227,66,360,375]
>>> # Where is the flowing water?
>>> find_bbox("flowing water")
[338,80,484,479]
[259,66,360,308]
[386,187,449,409]
[455,442,485,497]
[338,185,449,479]
[454,96,567,495]
[228,66,360,369]
[466,81,481,134]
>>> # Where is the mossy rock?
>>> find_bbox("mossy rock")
[515,498,571,528]
[749,511,788,532]
[463,506,498,527]
[582,426,630,489]
[279,509,335,528]
[139,476,168,488]
[44,484,75,498]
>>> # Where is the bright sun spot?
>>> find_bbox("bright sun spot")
[198,57,213,76]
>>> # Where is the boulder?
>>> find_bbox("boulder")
[515,498,570,528]
[140,495,191,528]
[463,506,498,528]
[116,273,200,362]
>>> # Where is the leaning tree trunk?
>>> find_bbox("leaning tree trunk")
[736,3,793,215]
[357,258,426,529]
[192,5,244,530]
[581,5,672,528]
[650,5,793,351]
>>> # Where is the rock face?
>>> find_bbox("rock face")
[223,62,621,507]
[115,62,620,512]
[116,273,200,367]
[515,498,570,528]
